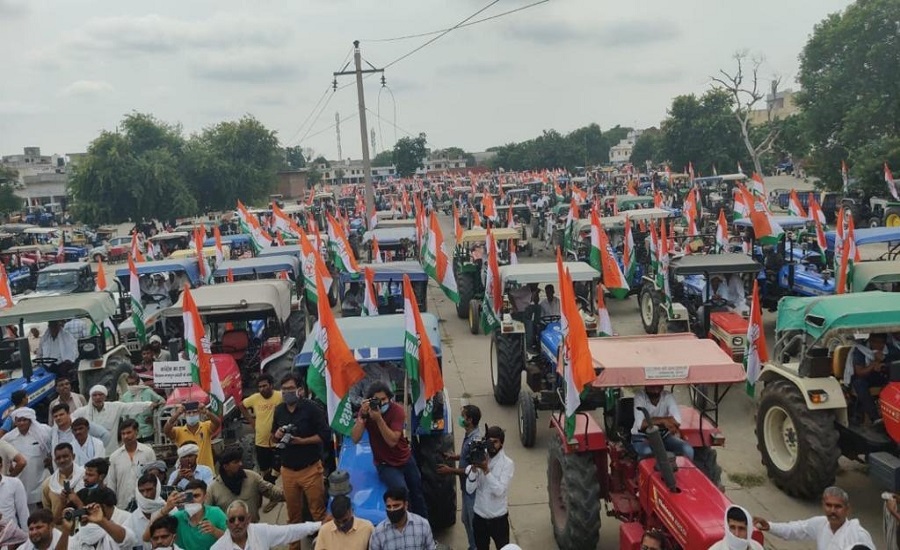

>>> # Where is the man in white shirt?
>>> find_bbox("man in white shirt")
[107,419,157,510]
[46,377,86,425]
[465,426,515,550]
[1,407,51,507]
[59,486,138,550]
[0,453,30,530]
[71,417,106,466]
[73,384,160,455]
[631,385,694,460]
[20,509,61,550]
[539,284,560,317]
[50,403,110,454]
[210,499,320,550]
[753,486,875,550]
[129,473,166,550]
[0,438,26,477]
[37,320,78,364]
[40,443,84,525]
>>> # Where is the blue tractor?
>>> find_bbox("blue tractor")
[294,313,457,530]
[336,261,428,317]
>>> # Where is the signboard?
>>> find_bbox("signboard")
[644,365,689,380]
[153,361,193,389]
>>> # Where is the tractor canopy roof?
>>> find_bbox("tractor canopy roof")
[114,259,202,286]
[339,261,427,284]
[362,227,416,245]
[776,291,900,343]
[257,246,302,260]
[670,253,762,276]
[458,227,520,244]
[168,246,227,260]
[733,215,809,230]
[213,255,300,280]
[4,244,56,254]
[202,234,252,247]
[850,261,900,292]
[588,333,746,388]
[499,262,599,286]
[611,195,655,209]
[149,232,190,241]
[38,262,90,273]
[161,279,293,322]
[0,224,37,234]
[376,219,417,229]
[825,227,900,249]
[693,174,747,186]
[294,313,441,367]
[496,204,531,212]
[0,291,118,325]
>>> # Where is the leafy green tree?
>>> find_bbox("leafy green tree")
[372,150,394,167]
[0,184,21,217]
[283,146,306,169]
[630,128,663,167]
[393,133,428,177]
[312,156,330,168]
[0,166,18,184]
[797,0,900,191]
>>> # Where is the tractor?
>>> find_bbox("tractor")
[489,262,601,407]
[338,261,428,317]
[546,333,755,550]
[362,225,418,263]
[755,291,900,498]
[294,313,457,531]
[452,227,519,323]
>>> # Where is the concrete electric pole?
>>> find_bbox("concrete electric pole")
[334,41,383,227]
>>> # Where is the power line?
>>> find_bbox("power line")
[286,45,354,145]
[364,0,550,43]
[305,111,359,141]
[366,107,415,138]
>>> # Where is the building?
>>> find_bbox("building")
[275,169,309,199]
[749,88,800,126]
[322,159,396,185]
[609,129,644,165]
[0,147,69,205]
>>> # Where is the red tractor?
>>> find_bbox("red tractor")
[546,333,764,550]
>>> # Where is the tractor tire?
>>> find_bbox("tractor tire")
[885,207,900,228]
[639,285,660,335]
[755,379,840,499]
[414,432,457,531]
[468,299,481,335]
[491,333,523,405]
[517,389,537,448]
[83,357,133,400]
[547,431,600,550]
[328,282,338,308]
[456,273,475,319]
[869,217,882,228]
[693,446,722,487]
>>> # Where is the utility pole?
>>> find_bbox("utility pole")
[334,40,382,227]
[335,112,342,164]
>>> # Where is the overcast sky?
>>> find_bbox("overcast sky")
[0,0,853,161]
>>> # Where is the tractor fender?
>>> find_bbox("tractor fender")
[758,363,847,412]
[260,337,297,372]
[666,302,689,322]
[548,408,607,454]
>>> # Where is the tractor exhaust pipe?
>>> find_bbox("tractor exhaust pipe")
[647,426,678,491]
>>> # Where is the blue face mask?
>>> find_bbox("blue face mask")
[380,403,390,414]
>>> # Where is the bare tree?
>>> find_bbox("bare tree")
[711,51,782,176]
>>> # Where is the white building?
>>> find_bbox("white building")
[321,159,396,185]
[1,147,69,205]
[609,129,644,165]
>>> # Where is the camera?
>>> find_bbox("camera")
[275,424,296,450]
[367,397,382,411]
[64,508,88,522]
[466,439,490,466]
[182,492,194,503]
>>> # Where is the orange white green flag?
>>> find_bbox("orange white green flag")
[326,213,360,275]
[556,248,596,440]
[453,204,463,243]
[886,163,899,201]
[623,215,636,285]
[130,233,145,263]
[371,236,384,264]
[837,214,860,294]
[182,285,225,415]
[403,274,445,430]
[422,212,459,303]
[362,267,379,317]
[482,193,497,222]
[742,187,783,244]
[213,226,226,266]
[590,208,629,299]
[272,202,301,237]
[787,189,806,218]
[716,208,730,253]
[744,279,766,397]
[596,283,613,337]
[299,230,332,306]
[307,268,365,436]
[480,227,503,334]
[128,255,147,345]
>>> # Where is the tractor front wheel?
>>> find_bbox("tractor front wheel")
[414,432,457,530]
[756,379,840,498]
[639,285,660,334]
[547,432,600,550]
[456,272,475,319]
[491,333,523,405]
[885,207,900,228]
[517,390,537,448]
[468,299,481,335]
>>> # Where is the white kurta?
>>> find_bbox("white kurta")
[73,402,153,455]
[1,427,51,505]
[768,516,875,550]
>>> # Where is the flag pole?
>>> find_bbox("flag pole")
[403,372,410,440]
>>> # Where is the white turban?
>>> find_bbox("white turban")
[177,444,200,458]
[89,385,108,396]
[11,407,36,422]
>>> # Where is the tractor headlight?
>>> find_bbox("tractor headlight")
[732,337,744,347]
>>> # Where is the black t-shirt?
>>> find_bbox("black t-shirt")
[272,400,329,470]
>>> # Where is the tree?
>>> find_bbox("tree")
[711,52,782,176]
[393,133,428,177]
[797,0,900,191]
[0,165,18,185]
[630,128,663,167]
[0,184,20,217]
[283,146,306,169]
[372,150,394,167]
[312,156,330,168]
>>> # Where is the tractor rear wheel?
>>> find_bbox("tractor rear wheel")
[639,285,660,334]
[456,272,475,319]
[869,217,882,228]
[547,431,600,550]
[756,379,840,498]
[414,432,457,531]
[886,207,900,228]
[468,299,481,335]
[517,390,537,448]
[491,333,523,405]
[693,446,722,487]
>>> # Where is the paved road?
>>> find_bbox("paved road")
[426,204,886,550]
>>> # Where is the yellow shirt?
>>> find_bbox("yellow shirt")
[172,421,215,470]
[242,391,283,448]
[314,517,374,550]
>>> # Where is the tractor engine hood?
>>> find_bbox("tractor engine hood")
[540,322,563,366]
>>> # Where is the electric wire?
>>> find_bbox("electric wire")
[286,45,354,145]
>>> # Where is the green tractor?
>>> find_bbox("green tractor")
[452,227,520,327]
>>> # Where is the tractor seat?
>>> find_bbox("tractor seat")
[832,344,883,397]
[616,397,635,442]
[219,329,249,362]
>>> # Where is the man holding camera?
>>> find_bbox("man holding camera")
[59,486,138,550]
[351,381,428,518]
[437,404,482,550]
[465,426,515,550]
[41,443,84,525]
[271,373,330,550]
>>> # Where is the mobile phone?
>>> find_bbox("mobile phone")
[182,492,195,503]
[184,402,199,412]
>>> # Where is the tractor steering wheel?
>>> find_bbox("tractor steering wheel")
[541,315,561,324]
[575,295,593,312]
[705,295,729,309]
[144,293,169,305]
[32,357,59,367]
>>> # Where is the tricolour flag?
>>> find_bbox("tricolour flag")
[362,267,379,316]
[480,227,503,334]
[131,233,145,263]
[181,285,224,415]
[272,202,301,237]
[750,172,766,198]
[787,189,806,218]
[733,187,750,221]
[403,274,445,430]
[886,163,899,201]
[128,256,147,345]
[237,200,272,253]
[658,221,673,318]
[837,214,860,294]
[592,209,629,299]
[326,213,360,275]
[371,236,384,264]
[556,248,596,440]
[807,193,827,225]
[596,283,613,337]
[422,212,459,303]
[213,226,226,266]
[453,204,463,243]
[299,230,332,306]
[742,187,784,244]
[808,195,828,259]
[194,227,208,283]
[834,207,846,274]
[744,279,766,397]
[0,265,14,309]
[841,160,850,194]
[482,193,498,222]
[471,207,482,228]
[623,216,636,285]
[683,187,699,236]
[307,268,365,436]
[716,208,730,253]
[563,198,578,251]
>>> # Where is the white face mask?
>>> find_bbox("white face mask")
[183,503,203,516]
[724,530,749,550]
[135,480,165,514]
[77,523,107,545]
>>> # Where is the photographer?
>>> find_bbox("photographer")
[465,426,515,550]
[271,373,329,550]
[350,381,428,518]
[436,404,482,550]
[58,486,137,550]
[144,479,225,550]
[41,443,83,526]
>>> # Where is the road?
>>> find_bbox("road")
[425,187,886,549]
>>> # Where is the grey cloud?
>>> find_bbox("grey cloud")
[616,68,684,85]
[507,19,681,48]
[190,52,305,83]
[0,100,46,116]
[438,61,513,77]
[59,80,115,98]
[0,0,28,17]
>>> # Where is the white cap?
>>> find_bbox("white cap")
[149,334,162,344]
[89,385,108,396]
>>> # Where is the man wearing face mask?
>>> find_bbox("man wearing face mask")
[59,487,138,550]
[369,487,435,550]
[465,426,515,550]
[314,494,373,550]
[631,385,694,460]
[271,374,330,550]
[108,419,157,510]
[708,505,763,550]
[41,443,84,526]
[436,404,482,550]
[167,444,214,491]
[206,446,283,522]
[120,372,165,443]
[147,479,225,550]
[73,385,161,456]
[210,499,321,550]
[129,473,166,550]
[164,403,221,471]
